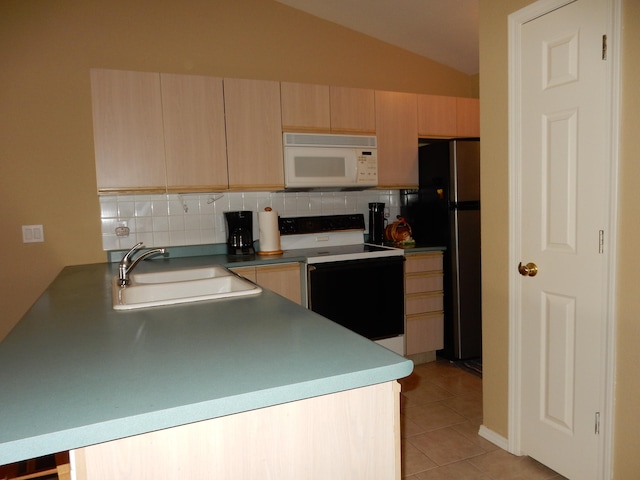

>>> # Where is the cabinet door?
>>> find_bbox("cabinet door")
[375,91,418,189]
[160,74,228,192]
[456,97,480,137]
[281,82,331,132]
[256,263,302,305]
[224,78,284,191]
[329,86,376,134]
[417,94,457,138]
[231,263,302,305]
[90,69,166,193]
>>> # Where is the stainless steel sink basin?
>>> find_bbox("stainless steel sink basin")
[112,266,262,310]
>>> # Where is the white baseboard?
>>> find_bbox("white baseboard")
[478,425,510,451]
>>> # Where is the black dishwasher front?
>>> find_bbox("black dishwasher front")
[308,256,405,340]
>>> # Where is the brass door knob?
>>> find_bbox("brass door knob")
[518,262,538,277]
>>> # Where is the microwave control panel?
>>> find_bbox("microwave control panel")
[356,150,378,184]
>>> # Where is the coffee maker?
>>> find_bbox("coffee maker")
[224,211,254,255]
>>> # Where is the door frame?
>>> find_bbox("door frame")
[507,0,621,478]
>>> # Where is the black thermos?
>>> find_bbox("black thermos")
[368,202,386,245]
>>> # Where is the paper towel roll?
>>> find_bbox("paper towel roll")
[258,208,282,254]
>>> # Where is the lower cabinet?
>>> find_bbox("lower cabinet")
[404,252,444,358]
[72,381,401,480]
[231,262,302,305]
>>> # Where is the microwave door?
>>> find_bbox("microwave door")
[285,146,354,188]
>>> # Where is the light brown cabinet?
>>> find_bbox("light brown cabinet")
[280,82,331,132]
[417,94,480,138]
[90,69,166,193]
[91,69,228,194]
[375,90,419,189]
[91,70,479,194]
[224,78,284,191]
[231,262,302,305]
[281,83,376,134]
[72,381,400,480]
[160,73,228,192]
[329,86,376,134]
[404,252,444,357]
[455,97,481,137]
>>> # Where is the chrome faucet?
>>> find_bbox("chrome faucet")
[118,242,166,286]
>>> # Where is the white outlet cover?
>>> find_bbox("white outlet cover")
[22,224,44,243]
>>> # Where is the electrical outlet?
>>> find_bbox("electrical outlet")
[22,225,44,243]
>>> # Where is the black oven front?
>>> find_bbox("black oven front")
[307,256,405,341]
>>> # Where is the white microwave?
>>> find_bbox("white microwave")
[283,133,378,190]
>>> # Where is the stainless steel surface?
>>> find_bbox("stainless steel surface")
[117,242,167,286]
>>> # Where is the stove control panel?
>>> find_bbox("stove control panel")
[279,214,365,235]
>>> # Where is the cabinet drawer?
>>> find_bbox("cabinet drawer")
[406,312,444,355]
[406,292,443,315]
[405,253,443,273]
[405,272,443,294]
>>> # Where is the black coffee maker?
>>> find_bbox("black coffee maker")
[224,211,254,255]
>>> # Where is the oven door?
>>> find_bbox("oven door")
[307,256,404,340]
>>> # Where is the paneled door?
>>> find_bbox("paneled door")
[512,0,614,478]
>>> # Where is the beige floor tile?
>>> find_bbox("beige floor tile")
[403,402,468,433]
[437,390,483,418]
[408,426,487,465]
[427,370,483,395]
[400,359,562,479]
[450,419,499,452]
[402,440,438,477]
[467,449,561,480]
[414,460,492,480]
[400,380,455,407]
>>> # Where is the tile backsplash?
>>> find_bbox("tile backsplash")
[100,190,401,251]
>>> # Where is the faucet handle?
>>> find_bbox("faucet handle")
[122,242,144,263]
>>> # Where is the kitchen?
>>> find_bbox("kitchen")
[1,0,639,478]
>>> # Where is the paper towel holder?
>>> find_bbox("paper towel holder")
[257,207,283,256]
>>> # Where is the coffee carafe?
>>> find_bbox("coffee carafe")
[368,202,386,245]
[224,211,254,255]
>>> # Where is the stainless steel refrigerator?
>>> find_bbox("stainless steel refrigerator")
[401,138,482,360]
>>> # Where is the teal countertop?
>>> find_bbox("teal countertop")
[0,255,414,466]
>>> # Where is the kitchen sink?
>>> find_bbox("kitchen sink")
[129,266,232,284]
[112,266,262,310]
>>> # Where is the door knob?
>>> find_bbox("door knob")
[518,262,538,277]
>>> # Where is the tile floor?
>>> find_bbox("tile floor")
[399,359,568,479]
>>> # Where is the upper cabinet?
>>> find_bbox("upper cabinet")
[91,69,478,194]
[91,69,166,193]
[280,82,331,132]
[375,91,419,189]
[223,78,284,191]
[418,94,480,138]
[91,69,228,194]
[280,83,375,134]
[455,97,480,137]
[160,73,228,192]
[329,86,376,134]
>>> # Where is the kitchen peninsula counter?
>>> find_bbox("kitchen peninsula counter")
[0,257,413,470]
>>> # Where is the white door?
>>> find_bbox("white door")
[515,0,611,478]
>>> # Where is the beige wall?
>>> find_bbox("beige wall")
[479,0,640,476]
[0,0,476,340]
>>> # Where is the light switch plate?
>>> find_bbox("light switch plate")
[22,224,44,243]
